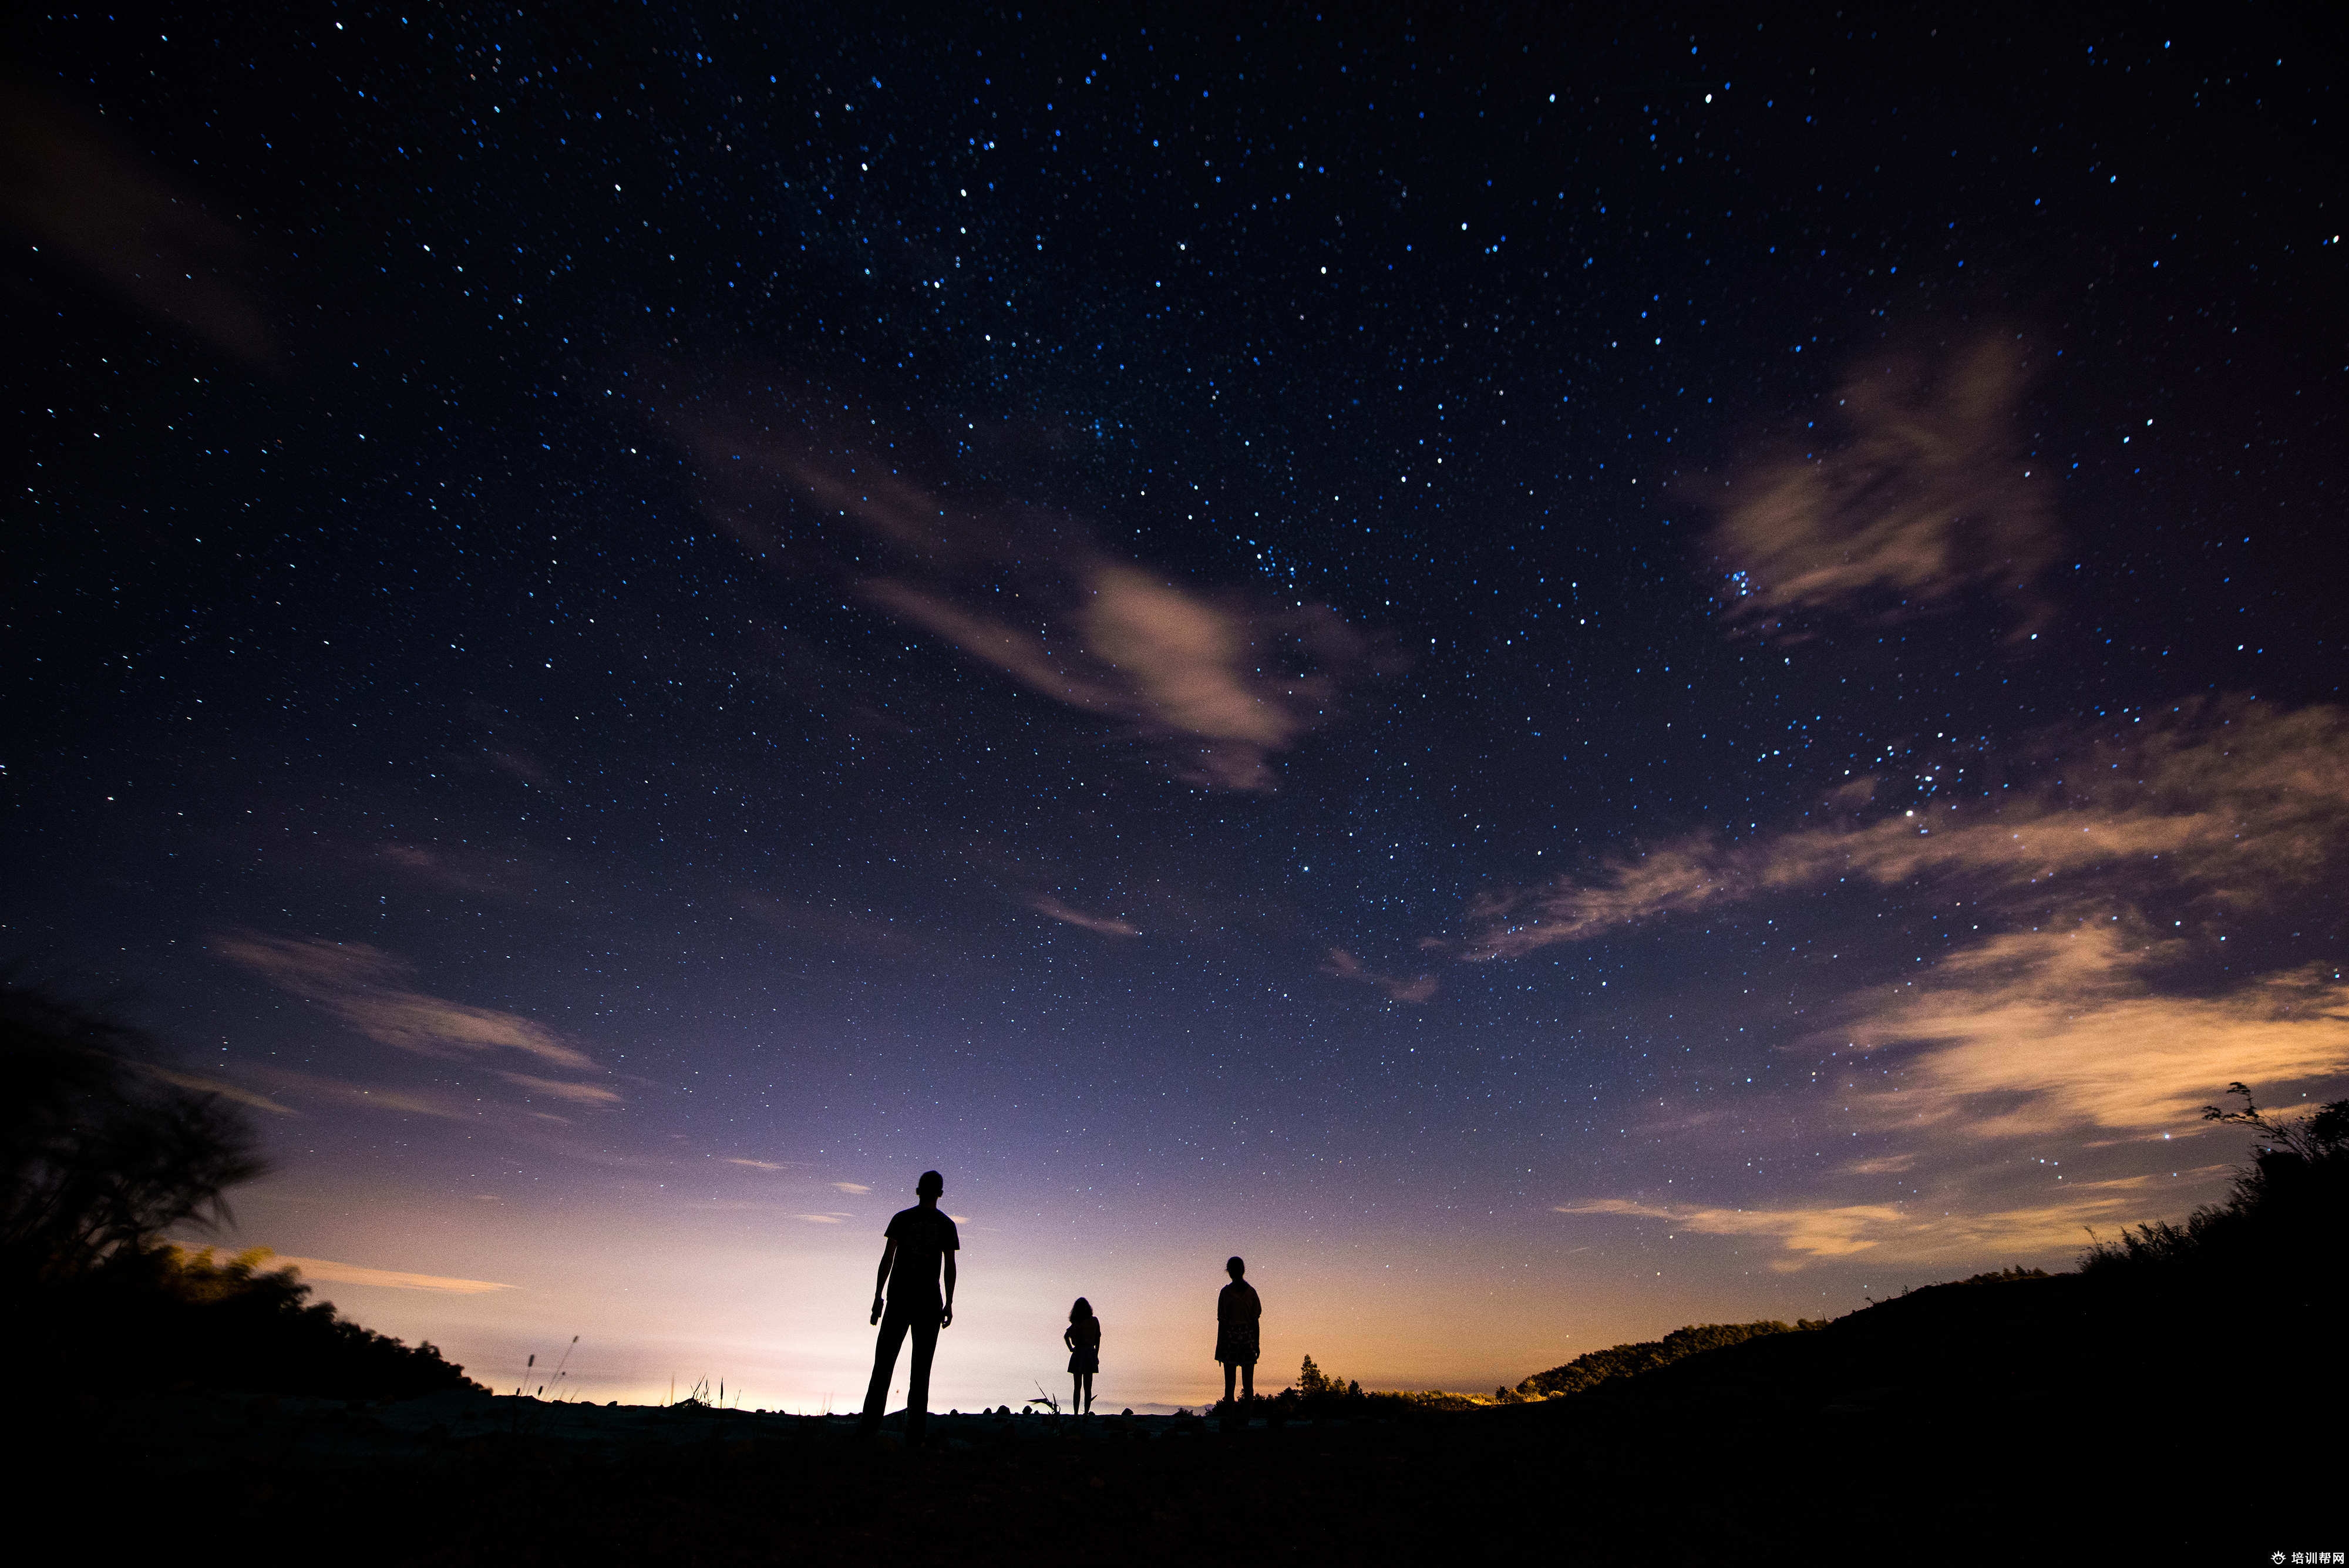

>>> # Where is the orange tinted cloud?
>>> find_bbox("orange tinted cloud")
[1556,1182,2173,1271]
[1548,918,2347,1276]
[1030,895,1140,937]
[1465,698,2349,957]
[497,1072,622,1106]
[661,390,1378,790]
[143,1066,298,1116]
[233,1068,480,1122]
[866,560,1362,791]
[1708,335,2052,635]
[1842,921,2349,1139]
[271,1255,516,1294]
[1321,948,1439,1004]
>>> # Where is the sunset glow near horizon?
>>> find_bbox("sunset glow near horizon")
[6,8,2343,1412]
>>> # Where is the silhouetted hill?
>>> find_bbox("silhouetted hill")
[1508,1087,2346,1425]
[1515,1317,1827,1398]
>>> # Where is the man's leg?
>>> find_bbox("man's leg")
[902,1307,941,1446]
[1240,1362,1254,1399]
[859,1306,912,1436]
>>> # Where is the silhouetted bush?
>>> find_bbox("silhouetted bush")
[29,1242,484,1398]
[2081,1083,2348,1287]
[1514,1318,1825,1399]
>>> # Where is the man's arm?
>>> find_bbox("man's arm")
[940,1251,956,1328]
[870,1239,897,1325]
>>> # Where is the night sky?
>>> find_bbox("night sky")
[6,5,2345,1412]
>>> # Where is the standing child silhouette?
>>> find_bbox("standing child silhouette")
[1064,1297,1101,1416]
[1214,1255,1260,1408]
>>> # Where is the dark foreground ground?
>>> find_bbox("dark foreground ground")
[38,1273,2343,1565]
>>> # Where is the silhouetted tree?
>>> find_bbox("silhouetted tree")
[3,985,479,1397]
[2203,1080,2349,1165]
[1,982,266,1281]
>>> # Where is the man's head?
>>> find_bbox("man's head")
[916,1170,945,1199]
[1226,1255,1246,1280]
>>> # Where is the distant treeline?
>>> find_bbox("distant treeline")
[1512,1318,1825,1399]
[2,981,480,1398]
[1256,1323,1828,1418]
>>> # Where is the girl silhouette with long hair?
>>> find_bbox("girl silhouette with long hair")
[1064,1297,1101,1415]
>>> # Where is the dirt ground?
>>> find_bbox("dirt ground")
[42,1364,2335,1566]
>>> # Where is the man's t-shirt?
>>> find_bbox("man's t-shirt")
[884,1204,960,1304]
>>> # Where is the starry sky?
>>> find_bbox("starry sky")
[6,4,2345,1411]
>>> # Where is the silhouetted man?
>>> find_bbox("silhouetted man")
[859,1169,958,1446]
[1215,1254,1260,1407]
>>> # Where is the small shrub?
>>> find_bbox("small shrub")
[2079,1084,2348,1280]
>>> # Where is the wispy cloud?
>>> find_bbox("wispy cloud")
[1463,698,2349,957]
[1031,895,1140,937]
[272,1255,517,1294]
[143,1066,298,1116]
[831,1181,873,1194]
[0,86,275,362]
[1556,1179,2176,1271]
[1841,920,2349,1139]
[236,1069,482,1122]
[1707,334,2052,636]
[1321,948,1438,1004]
[863,557,1365,791]
[377,842,534,901]
[662,389,1382,790]
[497,1071,622,1106]
[725,1158,786,1172]
[736,894,917,955]
[793,1213,849,1224]
[215,931,599,1073]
